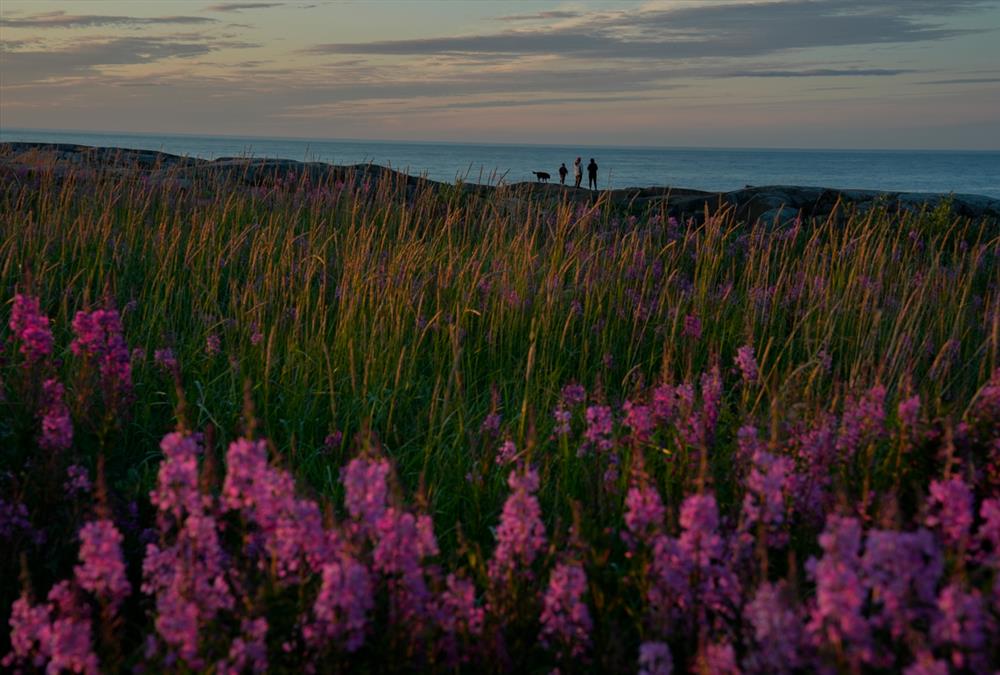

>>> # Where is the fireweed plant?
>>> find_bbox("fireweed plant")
[0,152,998,672]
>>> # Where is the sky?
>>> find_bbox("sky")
[1,0,999,149]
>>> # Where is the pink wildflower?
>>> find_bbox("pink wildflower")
[583,405,613,453]
[898,394,921,430]
[71,306,133,409]
[154,348,177,371]
[925,476,974,549]
[496,439,517,465]
[340,456,391,532]
[306,553,373,652]
[835,384,886,460]
[539,562,592,659]
[217,618,268,675]
[488,467,547,583]
[9,293,54,365]
[150,432,203,521]
[623,477,665,546]
[64,465,91,496]
[683,314,702,340]
[623,400,654,443]
[74,519,131,607]
[735,344,759,384]
[205,333,221,356]
[806,515,874,666]
[744,582,803,673]
[38,378,73,451]
[638,641,672,675]
[741,450,795,548]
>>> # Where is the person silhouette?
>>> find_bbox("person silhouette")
[573,157,582,188]
[558,163,568,185]
[587,158,598,190]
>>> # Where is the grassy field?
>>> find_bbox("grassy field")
[1,157,998,672]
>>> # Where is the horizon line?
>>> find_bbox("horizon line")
[2,126,998,155]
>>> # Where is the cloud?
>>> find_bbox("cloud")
[309,0,989,60]
[497,10,583,21]
[205,2,285,11]
[0,11,216,29]
[2,36,257,85]
[918,76,1000,85]
[724,68,913,78]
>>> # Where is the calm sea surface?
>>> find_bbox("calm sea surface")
[3,128,998,198]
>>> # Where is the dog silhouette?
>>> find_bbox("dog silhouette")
[533,171,551,183]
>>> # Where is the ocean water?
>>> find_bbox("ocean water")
[2,128,999,198]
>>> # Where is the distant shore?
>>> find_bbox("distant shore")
[2,141,998,223]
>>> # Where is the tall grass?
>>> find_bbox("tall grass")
[1,152,998,671]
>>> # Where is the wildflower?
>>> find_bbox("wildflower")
[903,653,950,675]
[64,466,91,499]
[638,641,672,675]
[435,574,484,665]
[3,582,100,674]
[835,384,886,460]
[143,512,234,667]
[480,411,501,437]
[552,406,572,436]
[0,498,33,541]
[9,293,54,365]
[249,326,264,346]
[683,314,702,340]
[323,430,343,451]
[38,378,73,451]
[71,307,133,400]
[3,594,52,669]
[735,425,766,469]
[488,467,547,584]
[306,553,373,652]
[700,366,723,443]
[976,498,1000,566]
[651,383,676,423]
[648,493,740,630]
[154,348,177,371]
[222,437,333,579]
[744,582,803,673]
[539,562,592,659]
[861,529,942,639]
[735,344,759,384]
[74,519,131,607]
[697,642,739,675]
[932,584,992,671]
[898,394,921,430]
[150,432,202,521]
[561,383,586,407]
[741,450,795,548]
[496,439,517,465]
[925,476,974,549]
[623,476,665,546]
[205,334,221,356]
[623,401,654,443]
[371,508,438,620]
[583,405,613,453]
[340,456,391,533]
[806,515,874,666]
[217,618,268,675]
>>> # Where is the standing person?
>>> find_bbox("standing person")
[573,157,582,188]
[587,158,598,190]
[558,162,568,185]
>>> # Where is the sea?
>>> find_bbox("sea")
[2,128,999,198]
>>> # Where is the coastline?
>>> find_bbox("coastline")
[2,141,998,223]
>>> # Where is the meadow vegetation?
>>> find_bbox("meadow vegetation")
[1,157,998,672]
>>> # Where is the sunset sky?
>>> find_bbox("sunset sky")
[1,0,998,148]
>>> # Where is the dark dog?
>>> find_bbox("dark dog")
[533,171,551,183]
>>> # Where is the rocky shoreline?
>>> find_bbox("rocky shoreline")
[2,141,998,223]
